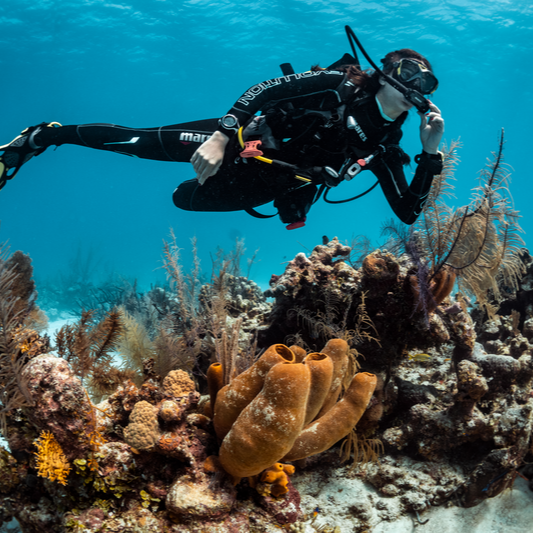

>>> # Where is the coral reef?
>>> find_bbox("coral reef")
[1,141,533,532]
[261,235,533,512]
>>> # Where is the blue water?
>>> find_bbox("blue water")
[0,0,531,292]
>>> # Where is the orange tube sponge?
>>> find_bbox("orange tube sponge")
[219,362,311,478]
[206,363,224,418]
[302,352,333,426]
[289,345,307,363]
[282,372,377,462]
[213,344,295,441]
[314,339,349,419]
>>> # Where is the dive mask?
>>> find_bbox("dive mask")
[345,25,437,113]
[391,58,438,95]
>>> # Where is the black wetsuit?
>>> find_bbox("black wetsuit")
[36,70,442,225]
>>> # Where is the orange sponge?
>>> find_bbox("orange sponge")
[302,352,333,425]
[213,344,295,441]
[282,372,377,462]
[219,362,310,478]
[258,463,296,497]
[314,339,350,419]
[206,362,224,418]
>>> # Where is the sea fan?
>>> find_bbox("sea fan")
[0,244,35,437]
[385,130,525,320]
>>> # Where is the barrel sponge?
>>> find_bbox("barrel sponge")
[163,370,196,397]
[282,372,377,462]
[213,344,295,442]
[123,401,160,451]
[219,362,311,478]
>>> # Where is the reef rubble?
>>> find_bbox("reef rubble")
[0,238,533,532]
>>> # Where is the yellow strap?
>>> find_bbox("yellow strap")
[237,126,245,148]
[238,127,273,163]
[255,155,273,164]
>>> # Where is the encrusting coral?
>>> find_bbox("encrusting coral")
[123,400,160,452]
[162,369,196,397]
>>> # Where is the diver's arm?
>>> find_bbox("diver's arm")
[216,70,346,136]
[191,131,229,185]
[372,147,443,225]
[372,103,444,223]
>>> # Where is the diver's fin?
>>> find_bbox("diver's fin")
[0,122,61,191]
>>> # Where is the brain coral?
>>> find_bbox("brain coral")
[162,370,196,397]
[123,401,160,451]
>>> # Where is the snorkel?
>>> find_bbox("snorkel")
[345,26,435,114]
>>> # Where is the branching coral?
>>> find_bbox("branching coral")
[160,231,265,393]
[34,430,72,485]
[116,307,155,381]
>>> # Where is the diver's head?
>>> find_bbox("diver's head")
[381,49,438,96]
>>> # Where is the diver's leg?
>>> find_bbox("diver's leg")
[0,119,218,190]
[173,172,276,212]
[173,163,292,213]
[36,119,220,162]
[174,163,317,225]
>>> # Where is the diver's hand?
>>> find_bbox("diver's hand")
[418,101,444,155]
[190,131,230,185]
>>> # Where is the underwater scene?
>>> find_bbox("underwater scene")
[1,0,533,531]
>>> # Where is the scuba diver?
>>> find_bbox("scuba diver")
[0,27,444,230]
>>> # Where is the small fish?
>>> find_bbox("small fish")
[408,353,432,362]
